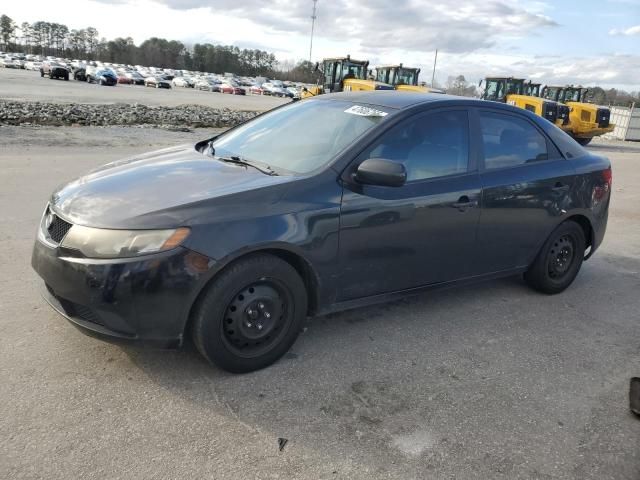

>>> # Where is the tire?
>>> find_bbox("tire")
[64,74,69,81]
[40,70,44,78]
[191,253,308,373]
[524,220,586,294]
[575,138,592,146]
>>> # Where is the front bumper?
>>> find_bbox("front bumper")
[574,124,615,139]
[32,239,214,347]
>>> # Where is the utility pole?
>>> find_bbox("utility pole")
[431,49,438,88]
[309,0,318,63]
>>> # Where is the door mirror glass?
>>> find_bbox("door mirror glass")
[355,158,406,187]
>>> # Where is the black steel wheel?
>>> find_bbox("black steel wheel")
[525,220,585,294]
[221,280,292,358]
[191,253,307,373]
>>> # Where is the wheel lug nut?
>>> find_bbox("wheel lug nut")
[264,312,271,319]
[258,303,265,309]
[257,324,263,330]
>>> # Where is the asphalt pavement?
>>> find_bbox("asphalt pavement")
[0,126,638,479]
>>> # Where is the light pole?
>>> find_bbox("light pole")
[431,49,438,88]
[309,0,318,63]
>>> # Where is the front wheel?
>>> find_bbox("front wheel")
[524,220,586,294]
[191,253,308,373]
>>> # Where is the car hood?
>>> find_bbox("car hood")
[50,144,295,229]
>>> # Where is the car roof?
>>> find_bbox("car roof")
[315,91,484,109]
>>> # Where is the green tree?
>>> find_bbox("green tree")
[0,14,16,50]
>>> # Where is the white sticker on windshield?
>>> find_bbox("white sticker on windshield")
[344,105,388,117]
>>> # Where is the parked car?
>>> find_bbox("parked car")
[88,69,117,86]
[72,66,87,81]
[32,92,611,373]
[144,76,172,89]
[172,77,194,88]
[40,61,70,80]
[249,84,266,95]
[117,74,133,84]
[194,78,220,92]
[219,82,245,95]
[125,71,145,85]
[262,82,290,97]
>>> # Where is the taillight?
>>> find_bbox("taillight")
[593,167,612,202]
[602,167,612,187]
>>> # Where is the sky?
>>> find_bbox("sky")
[2,0,640,90]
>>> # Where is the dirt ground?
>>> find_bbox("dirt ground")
[0,126,639,479]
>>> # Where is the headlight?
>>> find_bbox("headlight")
[61,226,190,258]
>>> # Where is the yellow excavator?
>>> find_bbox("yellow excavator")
[374,64,444,93]
[540,85,614,145]
[301,55,394,99]
[481,77,571,132]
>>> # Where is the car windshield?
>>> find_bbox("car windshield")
[211,100,392,174]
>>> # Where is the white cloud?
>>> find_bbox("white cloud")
[609,25,640,35]
[2,0,638,90]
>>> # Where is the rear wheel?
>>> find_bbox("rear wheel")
[191,253,307,373]
[575,137,592,146]
[524,220,586,294]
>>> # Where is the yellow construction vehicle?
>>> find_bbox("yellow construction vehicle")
[301,56,394,99]
[374,64,444,93]
[481,77,570,132]
[541,86,614,145]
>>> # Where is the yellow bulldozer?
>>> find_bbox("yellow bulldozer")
[540,86,614,145]
[301,56,394,99]
[374,64,444,93]
[481,77,571,132]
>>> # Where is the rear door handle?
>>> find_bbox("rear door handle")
[452,196,478,210]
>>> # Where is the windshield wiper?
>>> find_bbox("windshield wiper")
[215,154,278,176]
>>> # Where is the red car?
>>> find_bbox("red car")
[219,83,246,95]
[117,74,133,84]
[249,85,265,95]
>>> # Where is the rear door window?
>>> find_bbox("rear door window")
[479,111,548,169]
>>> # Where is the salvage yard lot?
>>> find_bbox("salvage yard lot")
[1,127,639,476]
[0,67,287,111]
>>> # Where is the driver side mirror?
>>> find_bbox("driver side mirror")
[354,158,406,187]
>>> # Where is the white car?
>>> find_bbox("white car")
[172,77,193,88]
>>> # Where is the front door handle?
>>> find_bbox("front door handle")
[452,196,478,210]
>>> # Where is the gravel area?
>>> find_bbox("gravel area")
[0,100,260,128]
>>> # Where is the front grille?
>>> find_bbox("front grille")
[558,104,570,125]
[597,108,610,128]
[542,101,557,123]
[581,110,592,122]
[46,210,72,243]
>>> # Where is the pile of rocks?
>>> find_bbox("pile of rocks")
[0,100,260,128]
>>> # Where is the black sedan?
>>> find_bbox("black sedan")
[32,92,611,373]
